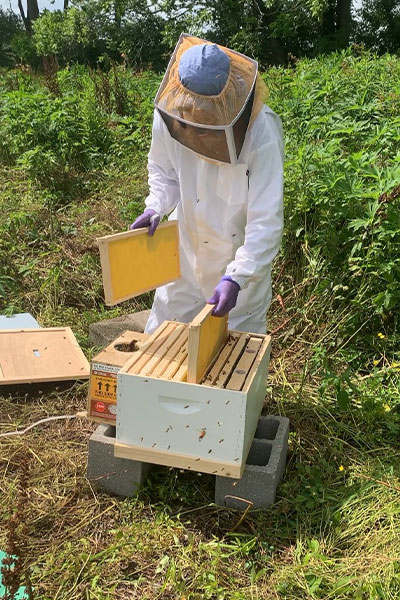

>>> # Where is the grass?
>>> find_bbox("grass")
[1,253,399,598]
[1,50,400,598]
[1,374,399,598]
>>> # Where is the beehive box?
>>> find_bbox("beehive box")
[115,321,271,478]
[87,330,148,424]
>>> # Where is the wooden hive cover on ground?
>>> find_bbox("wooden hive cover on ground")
[97,221,180,306]
[0,328,90,385]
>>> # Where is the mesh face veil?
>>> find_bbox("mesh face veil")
[154,34,260,165]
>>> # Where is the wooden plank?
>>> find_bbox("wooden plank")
[214,334,248,388]
[119,322,170,375]
[0,328,89,385]
[97,220,181,306]
[202,333,241,386]
[163,332,188,379]
[130,323,178,375]
[187,305,228,384]
[225,337,262,391]
[93,330,148,368]
[173,358,188,382]
[140,323,183,376]
[242,335,272,392]
[151,326,187,378]
[114,441,242,478]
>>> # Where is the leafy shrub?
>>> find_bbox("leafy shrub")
[266,50,400,364]
[0,50,399,369]
[33,9,91,65]
[0,8,24,67]
[0,65,159,191]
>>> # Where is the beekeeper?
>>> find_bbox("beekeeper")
[131,34,284,334]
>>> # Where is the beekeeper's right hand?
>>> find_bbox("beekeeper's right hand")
[130,209,160,236]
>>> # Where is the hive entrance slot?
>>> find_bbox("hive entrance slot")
[114,342,139,352]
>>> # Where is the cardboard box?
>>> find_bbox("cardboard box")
[87,330,148,424]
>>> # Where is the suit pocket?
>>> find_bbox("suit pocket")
[216,163,249,207]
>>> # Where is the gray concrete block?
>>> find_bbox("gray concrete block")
[215,414,289,510]
[87,424,151,497]
[89,310,151,346]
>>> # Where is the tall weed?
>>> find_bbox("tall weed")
[266,50,400,368]
[0,51,399,369]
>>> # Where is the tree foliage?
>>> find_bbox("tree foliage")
[355,0,400,53]
[0,0,399,69]
[0,9,23,67]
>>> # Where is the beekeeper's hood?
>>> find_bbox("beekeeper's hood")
[155,33,266,165]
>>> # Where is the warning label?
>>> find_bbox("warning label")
[90,371,117,401]
[88,366,119,421]
[89,398,117,421]
[92,363,120,375]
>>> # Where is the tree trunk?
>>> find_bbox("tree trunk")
[64,0,69,10]
[321,1,336,38]
[18,0,40,32]
[252,0,286,65]
[27,0,39,23]
[336,0,352,47]
[17,0,30,31]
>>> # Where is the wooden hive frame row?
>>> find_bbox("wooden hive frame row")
[202,332,266,392]
[123,321,189,382]
[121,321,268,393]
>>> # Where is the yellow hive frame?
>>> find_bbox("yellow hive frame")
[187,305,228,384]
[98,221,181,306]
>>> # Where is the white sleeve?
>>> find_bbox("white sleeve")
[225,138,284,289]
[145,111,181,218]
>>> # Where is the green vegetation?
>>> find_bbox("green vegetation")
[1,0,400,70]
[1,50,400,598]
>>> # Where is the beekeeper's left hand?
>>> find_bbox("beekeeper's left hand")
[130,209,160,236]
[208,276,240,317]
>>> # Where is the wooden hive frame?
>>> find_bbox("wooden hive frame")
[118,317,270,392]
[187,305,228,384]
[120,321,189,382]
[97,221,181,306]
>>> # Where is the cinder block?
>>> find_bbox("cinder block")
[87,424,151,497]
[89,310,151,346]
[215,415,289,510]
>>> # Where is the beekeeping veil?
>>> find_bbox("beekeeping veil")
[154,34,262,165]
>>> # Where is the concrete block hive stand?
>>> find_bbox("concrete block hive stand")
[215,415,289,509]
[87,415,289,508]
[87,424,151,497]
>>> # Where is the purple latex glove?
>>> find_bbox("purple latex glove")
[208,276,240,317]
[130,209,160,236]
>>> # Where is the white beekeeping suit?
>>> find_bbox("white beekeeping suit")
[131,34,284,334]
